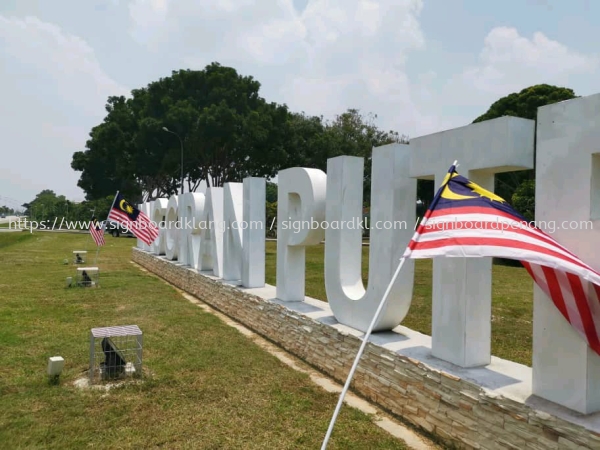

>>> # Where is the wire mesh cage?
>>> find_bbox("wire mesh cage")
[75,267,99,287]
[89,325,143,383]
[73,250,87,264]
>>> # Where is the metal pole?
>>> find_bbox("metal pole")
[320,256,408,449]
[94,191,119,266]
[84,208,95,254]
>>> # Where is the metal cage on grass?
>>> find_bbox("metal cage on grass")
[75,267,99,287]
[73,250,87,264]
[89,325,143,383]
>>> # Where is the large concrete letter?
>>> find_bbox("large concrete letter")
[410,116,534,367]
[242,177,265,288]
[222,183,243,282]
[178,193,205,269]
[325,144,416,331]
[164,195,179,261]
[276,168,326,301]
[199,187,224,277]
[533,93,600,414]
[151,198,168,255]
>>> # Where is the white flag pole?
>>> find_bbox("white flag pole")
[83,207,95,254]
[320,159,459,449]
[93,191,119,265]
[320,256,407,450]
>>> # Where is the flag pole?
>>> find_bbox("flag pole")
[93,236,101,265]
[320,159,459,449]
[83,208,96,254]
[320,256,408,450]
[94,191,119,266]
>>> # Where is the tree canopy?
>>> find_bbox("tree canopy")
[73,63,406,206]
[473,84,576,123]
[21,189,114,224]
[0,206,17,215]
[73,63,291,203]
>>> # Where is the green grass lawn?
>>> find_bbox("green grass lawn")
[264,242,534,366]
[0,232,409,449]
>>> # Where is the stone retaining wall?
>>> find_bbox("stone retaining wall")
[133,248,600,450]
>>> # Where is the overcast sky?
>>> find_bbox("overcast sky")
[1,0,599,208]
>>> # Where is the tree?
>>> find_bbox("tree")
[286,108,408,204]
[473,84,576,123]
[511,179,535,222]
[22,190,67,222]
[265,182,278,203]
[71,95,142,202]
[21,190,114,225]
[472,84,577,212]
[266,201,277,238]
[73,63,292,202]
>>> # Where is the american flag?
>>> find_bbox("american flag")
[107,192,159,246]
[89,216,105,246]
[405,163,600,356]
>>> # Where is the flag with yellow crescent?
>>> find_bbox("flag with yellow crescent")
[107,193,159,245]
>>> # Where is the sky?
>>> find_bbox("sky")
[1,0,599,208]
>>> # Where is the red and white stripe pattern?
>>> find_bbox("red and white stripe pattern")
[89,219,105,246]
[108,207,159,246]
[404,205,600,355]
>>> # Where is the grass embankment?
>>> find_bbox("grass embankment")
[0,232,408,449]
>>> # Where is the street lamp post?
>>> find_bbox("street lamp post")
[162,127,184,194]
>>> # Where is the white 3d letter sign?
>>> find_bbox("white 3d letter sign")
[164,195,179,261]
[222,183,244,282]
[242,178,265,288]
[199,188,224,277]
[533,93,600,414]
[151,198,168,255]
[131,93,600,419]
[325,144,416,332]
[178,192,205,269]
[276,168,327,301]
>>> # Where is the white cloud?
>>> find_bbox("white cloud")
[129,3,597,139]
[441,27,600,114]
[128,0,429,133]
[461,27,599,95]
[0,15,129,204]
[411,26,600,134]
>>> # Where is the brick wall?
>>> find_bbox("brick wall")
[133,248,600,450]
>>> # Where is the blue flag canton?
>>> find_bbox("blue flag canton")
[430,168,530,223]
[114,194,140,221]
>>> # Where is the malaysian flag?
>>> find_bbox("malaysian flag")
[89,216,105,246]
[107,193,159,246]
[405,163,600,356]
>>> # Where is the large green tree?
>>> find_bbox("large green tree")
[284,108,408,203]
[22,190,115,225]
[73,63,291,202]
[22,190,67,222]
[73,63,409,206]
